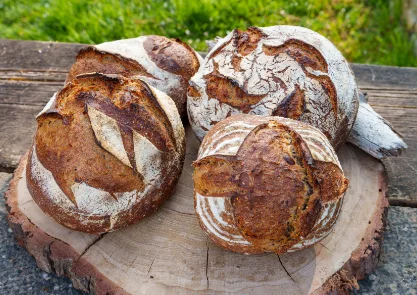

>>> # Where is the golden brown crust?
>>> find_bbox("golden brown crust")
[35,110,145,204]
[233,26,266,56]
[273,84,305,119]
[27,74,185,234]
[313,161,349,203]
[67,36,201,117]
[204,69,267,113]
[193,116,348,254]
[192,155,240,197]
[66,47,155,84]
[60,73,176,151]
[230,123,320,252]
[143,36,200,79]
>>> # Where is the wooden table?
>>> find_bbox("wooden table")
[0,39,416,294]
[1,39,416,206]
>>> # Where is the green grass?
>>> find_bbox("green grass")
[0,0,416,67]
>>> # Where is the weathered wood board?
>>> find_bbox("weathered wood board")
[0,39,415,205]
[6,125,388,294]
[349,64,417,206]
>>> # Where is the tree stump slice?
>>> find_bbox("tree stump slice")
[5,125,388,295]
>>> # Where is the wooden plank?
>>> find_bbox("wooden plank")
[0,81,61,106]
[351,63,417,90]
[0,39,416,204]
[0,39,84,170]
[352,64,417,203]
[353,65,417,198]
[0,104,40,170]
[369,106,417,206]
[0,39,85,71]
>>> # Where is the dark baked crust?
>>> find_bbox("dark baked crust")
[193,115,348,254]
[27,74,185,234]
[204,71,267,113]
[66,47,155,83]
[67,36,201,117]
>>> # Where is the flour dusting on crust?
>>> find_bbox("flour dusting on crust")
[30,145,75,210]
[133,131,163,184]
[87,105,131,168]
[188,25,358,147]
[95,37,182,100]
[149,86,185,153]
[37,93,58,118]
[72,182,140,215]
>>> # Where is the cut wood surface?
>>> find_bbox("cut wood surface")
[0,39,415,204]
[6,124,388,295]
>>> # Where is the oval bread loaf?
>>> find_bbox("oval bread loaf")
[193,114,348,254]
[67,35,202,117]
[187,25,359,149]
[27,73,185,234]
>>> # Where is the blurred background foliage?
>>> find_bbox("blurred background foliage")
[0,0,416,67]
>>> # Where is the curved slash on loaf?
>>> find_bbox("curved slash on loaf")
[83,76,185,190]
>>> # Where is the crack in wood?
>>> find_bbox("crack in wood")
[0,166,15,173]
[360,87,417,93]
[389,198,417,208]
[0,77,65,83]
[87,275,93,294]
[146,258,155,276]
[370,105,417,109]
[46,240,56,273]
[0,102,47,108]
[0,69,69,73]
[0,79,64,84]
[78,233,107,261]
[319,242,332,252]
[163,207,194,216]
[0,102,48,107]
[205,238,210,290]
[277,255,295,283]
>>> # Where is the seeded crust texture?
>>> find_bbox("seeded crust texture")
[193,115,348,254]
[67,35,203,117]
[187,25,359,149]
[27,74,185,234]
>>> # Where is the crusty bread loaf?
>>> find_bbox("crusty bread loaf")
[67,35,202,117]
[187,26,359,149]
[27,73,185,234]
[193,114,348,254]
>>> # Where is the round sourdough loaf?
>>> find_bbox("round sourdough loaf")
[66,35,202,117]
[27,73,185,234]
[187,25,359,149]
[193,114,348,254]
